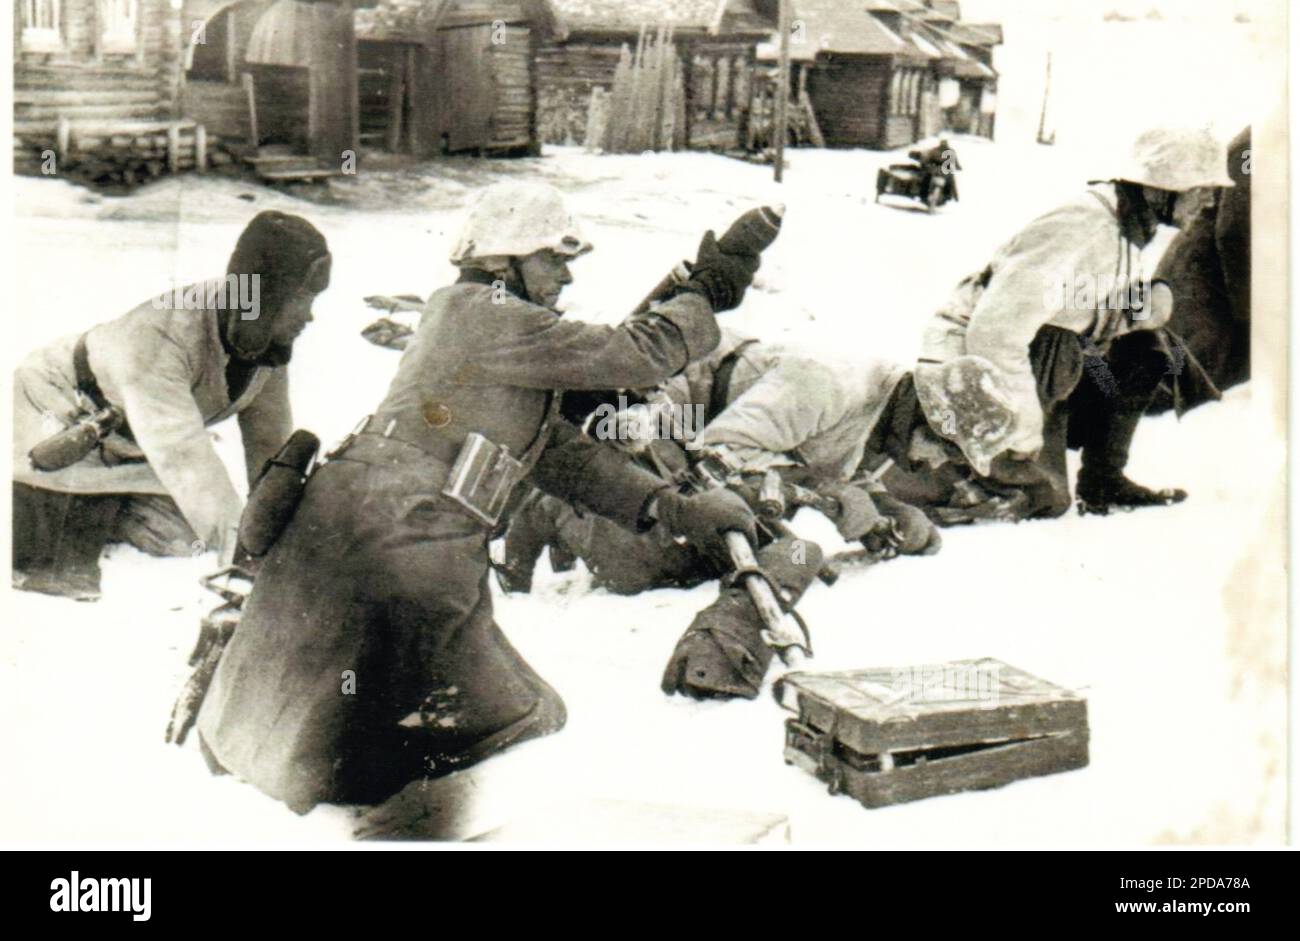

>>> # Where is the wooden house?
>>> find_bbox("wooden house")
[354,0,554,157]
[14,1,372,183]
[762,0,935,150]
[534,0,779,149]
[945,20,1001,138]
[179,0,363,167]
[874,1,1000,140]
[13,0,190,176]
[180,0,276,151]
[758,0,1000,151]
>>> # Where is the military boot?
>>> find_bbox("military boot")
[547,543,578,574]
[1077,410,1187,516]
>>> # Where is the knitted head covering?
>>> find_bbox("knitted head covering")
[226,211,331,359]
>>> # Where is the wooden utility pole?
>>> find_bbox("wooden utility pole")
[1036,50,1055,146]
[774,0,791,182]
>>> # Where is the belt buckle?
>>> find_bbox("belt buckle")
[442,432,525,527]
[324,416,371,462]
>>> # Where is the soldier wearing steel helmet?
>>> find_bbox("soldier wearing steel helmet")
[912,126,1235,519]
[195,181,763,813]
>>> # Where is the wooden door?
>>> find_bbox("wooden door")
[433,24,496,153]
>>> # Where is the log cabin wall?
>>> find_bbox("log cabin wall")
[413,18,539,156]
[489,23,539,153]
[181,80,252,141]
[803,53,932,150]
[14,0,184,162]
[535,37,623,145]
[536,34,758,149]
[881,113,916,149]
[429,0,540,155]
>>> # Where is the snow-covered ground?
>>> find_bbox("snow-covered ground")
[1,5,1286,844]
[2,136,1284,847]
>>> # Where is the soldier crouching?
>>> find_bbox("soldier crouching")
[12,212,331,601]
[910,127,1234,521]
[500,332,943,700]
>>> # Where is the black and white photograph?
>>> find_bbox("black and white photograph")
[1,0,1290,866]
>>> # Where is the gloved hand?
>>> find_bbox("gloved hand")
[872,492,942,556]
[654,487,758,564]
[823,483,889,542]
[679,230,761,313]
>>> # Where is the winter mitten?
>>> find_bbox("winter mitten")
[823,483,888,542]
[655,487,758,565]
[678,231,761,313]
[875,493,943,555]
[662,535,823,700]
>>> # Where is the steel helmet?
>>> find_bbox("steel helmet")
[1112,127,1235,191]
[450,181,593,266]
[914,356,1020,477]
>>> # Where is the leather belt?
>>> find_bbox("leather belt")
[706,339,758,425]
[74,334,134,441]
[348,413,464,466]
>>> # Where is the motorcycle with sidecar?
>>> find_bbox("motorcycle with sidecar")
[876,149,957,213]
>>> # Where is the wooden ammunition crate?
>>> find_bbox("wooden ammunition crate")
[775,659,1089,808]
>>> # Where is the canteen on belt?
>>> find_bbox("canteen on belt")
[238,430,320,558]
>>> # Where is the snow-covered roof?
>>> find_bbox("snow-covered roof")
[543,0,776,38]
[875,0,929,14]
[949,21,1003,45]
[924,1,960,23]
[356,1,556,42]
[911,21,993,75]
[780,0,913,58]
[907,30,942,58]
[355,0,425,41]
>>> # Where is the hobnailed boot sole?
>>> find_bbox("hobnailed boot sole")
[1076,473,1188,517]
[1077,490,1188,517]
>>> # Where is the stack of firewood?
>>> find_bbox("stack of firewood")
[67,132,187,188]
[586,26,685,154]
[18,120,212,190]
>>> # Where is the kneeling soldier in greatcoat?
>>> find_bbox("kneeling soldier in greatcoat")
[196,182,761,813]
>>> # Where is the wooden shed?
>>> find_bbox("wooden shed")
[238,0,361,162]
[768,0,935,150]
[355,0,554,157]
[873,1,1000,141]
[180,0,277,151]
[535,0,779,149]
[761,0,999,151]
[175,0,374,180]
